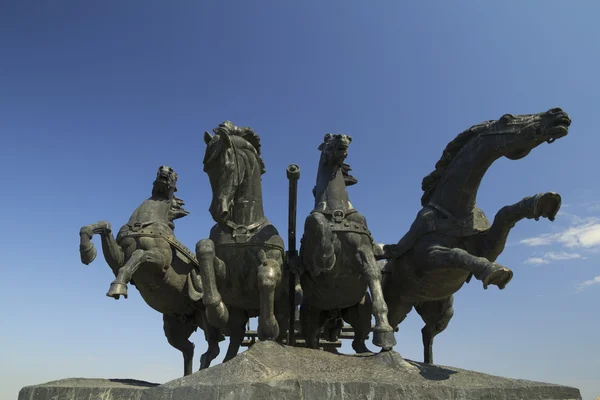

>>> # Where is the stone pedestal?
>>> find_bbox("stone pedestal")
[19,341,581,400]
[18,378,157,400]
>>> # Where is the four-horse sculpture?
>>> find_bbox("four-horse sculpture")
[79,109,572,371]
[299,134,396,352]
[195,121,289,363]
[79,166,223,376]
[379,107,571,364]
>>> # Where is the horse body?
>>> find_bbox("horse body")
[207,222,285,312]
[381,108,572,364]
[196,121,289,364]
[79,166,223,376]
[299,134,396,353]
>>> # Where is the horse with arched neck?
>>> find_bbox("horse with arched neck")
[196,121,289,364]
[379,107,571,365]
[79,165,224,376]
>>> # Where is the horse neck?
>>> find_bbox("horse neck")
[428,138,500,219]
[128,197,171,224]
[232,158,266,226]
[313,158,352,213]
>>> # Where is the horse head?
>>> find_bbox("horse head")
[421,107,572,214]
[152,165,178,200]
[203,121,265,225]
[318,133,353,168]
[476,107,571,160]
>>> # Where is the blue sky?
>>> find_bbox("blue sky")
[1,1,599,399]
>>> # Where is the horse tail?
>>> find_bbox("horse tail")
[79,225,98,265]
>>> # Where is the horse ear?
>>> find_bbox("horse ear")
[324,133,332,142]
[204,131,213,145]
[220,131,232,148]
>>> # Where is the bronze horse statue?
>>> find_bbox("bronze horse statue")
[195,121,289,363]
[299,134,396,352]
[380,108,571,364]
[79,165,223,376]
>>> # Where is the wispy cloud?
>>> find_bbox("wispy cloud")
[524,257,549,265]
[576,276,600,292]
[544,251,583,260]
[520,219,600,249]
[524,251,584,265]
[523,252,583,265]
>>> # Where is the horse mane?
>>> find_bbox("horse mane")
[204,121,267,174]
[420,121,493,206]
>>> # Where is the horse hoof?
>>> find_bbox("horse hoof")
[258,317,280,341]
[372,329,396,350]
[482,266,513,290]
[352,343,372,354]
[106,283,128,299]
[79,244,97,265]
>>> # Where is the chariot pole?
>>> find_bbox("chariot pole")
[286,164,300,346]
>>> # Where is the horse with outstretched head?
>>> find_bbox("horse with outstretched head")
[380,107,571,364]
[299,133,396,353]
[195,121,289,363]
[79,165,223,376]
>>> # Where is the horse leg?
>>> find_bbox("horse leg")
[195,239,229,328]
[414,242,513,290]
[382,262,414,331]
[107,248,164,299]
[414,296,455,365]
[472,192,562,262]
[386,297,413,332]
[341,293,373,354]
[357,248,396,350]
[223,308,248,363]
[300,302,327,349]
[163,314,196,376]
[198,310,223,370]
[79,221,124,273]
[274,293,290,344]
[303,213,336,273]
[256,253,281,341]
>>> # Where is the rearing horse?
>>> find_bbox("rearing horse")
[79,165,223,376]
[380,108,571,364]
[196,121,288,363]
[299,134,396,352]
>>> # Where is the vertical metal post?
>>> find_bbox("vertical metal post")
[286,164,300,346]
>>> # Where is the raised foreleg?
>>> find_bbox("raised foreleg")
[256,250,282,341]
[302,213,336,275]
[357,248,396,351]
[473,192,561,261]
[163,314,196,376]
[414,296,454,364]
[107,247,166,299]
[414,241,513,290]
[79,221,124,274]
[195,239,229,328]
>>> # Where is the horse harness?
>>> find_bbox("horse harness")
[116,221,200,268]
[317,208,375,240]
[217,217,285,254]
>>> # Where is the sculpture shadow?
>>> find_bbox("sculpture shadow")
[405,360,458,381]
